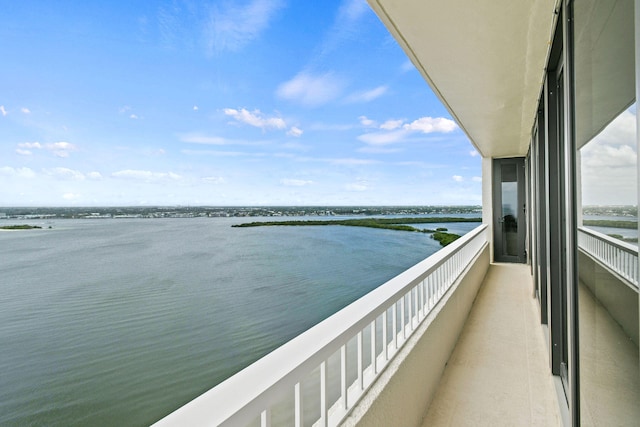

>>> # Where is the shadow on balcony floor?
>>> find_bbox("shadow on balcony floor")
[421,263,562,426]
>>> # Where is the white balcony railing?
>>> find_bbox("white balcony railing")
[154,224,489,427]
[578,226,639,289]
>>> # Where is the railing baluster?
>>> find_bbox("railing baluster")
[261,408,271,427]
[400,295,406,340]
[294,382,302,427]
[357,331,363,391]
[430,275,434,307]
[409,289,414,330]
[382,310,388,361]
[320,361,328,426]
[392,302,398,351]
[419,280,424,320]
[371,320,377,374]
[340,345,347,411]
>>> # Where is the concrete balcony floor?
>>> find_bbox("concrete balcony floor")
[422,263,562,426]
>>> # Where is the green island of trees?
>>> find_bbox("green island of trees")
[0,224,42,230]
[232,217,481,247]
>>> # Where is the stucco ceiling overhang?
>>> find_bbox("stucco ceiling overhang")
[368,0,559,158]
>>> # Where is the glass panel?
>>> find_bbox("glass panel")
[501,164,518,257]
[573,0,639,424]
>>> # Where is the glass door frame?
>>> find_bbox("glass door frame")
[492,157,526,263]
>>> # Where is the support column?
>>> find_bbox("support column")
[482,156,493,262]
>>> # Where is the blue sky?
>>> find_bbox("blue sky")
[0,0,482,207]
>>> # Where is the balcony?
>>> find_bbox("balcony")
[154,224,637,426]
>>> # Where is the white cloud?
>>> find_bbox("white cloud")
[46,141,77,157]
[224,108,286,130]
[582,144,637,168]
[276,72,345,107]
[394,161,433,167]
[403,116,457,133]
[329,158,377,166]
[315,0,370,60]
[202,176,226,184]
[357,129,408,145]
[581,144,637,205]
[358,146,401,154]
[87,171,103,180]
[380,119,404,130]
[590,109,636,146]
[204,0,284,54]
[112,169,182,181]
[193,105,199,111]
[44,167,86,180]
[345,85,388,103]
[452,175,464,182]
[119,106,132,113]
[358,115,458,145]
[472,176,482,182]
[580,117,637,206]
[581,106,637,171]
[0,105,7,116]
[287,126,303,137]
[181,134,229,145]
[345,182,368,191]
[359,116,376,127]
[292,155,376,166]
[62,193,81,201]
[469,150,479,157]
[130,114,139,119]
[278,141,309,151]
[337,0,369,25]
[0,166,35,178]
[309,122,355,131]
[16,142,41,155]
[15,141,77,157]
[21,107,31,114]
[400,60,415,73]
[280,179,313,186]
[18,142,42,149]
[182,149,266,157]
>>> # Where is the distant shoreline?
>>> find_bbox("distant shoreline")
[582,219,637,229]
[233,217,483,247]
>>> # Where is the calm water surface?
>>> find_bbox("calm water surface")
[0,216,477,426]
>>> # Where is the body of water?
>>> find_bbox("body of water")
[583,214,638,241]
[0,216,472,426]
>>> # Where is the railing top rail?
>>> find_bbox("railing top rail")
[578,226,638,254]
[154,223,489,426]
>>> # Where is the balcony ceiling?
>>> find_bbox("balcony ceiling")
[368,0,558,158]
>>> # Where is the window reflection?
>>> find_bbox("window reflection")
[573,0,639,423]
[581,106,637,215]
